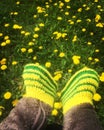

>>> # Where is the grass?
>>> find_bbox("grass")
[0,0,104,127]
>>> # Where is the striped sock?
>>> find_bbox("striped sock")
[61,67,99,114]
[22,63,58,107]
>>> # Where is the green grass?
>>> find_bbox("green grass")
[0,0,104,127]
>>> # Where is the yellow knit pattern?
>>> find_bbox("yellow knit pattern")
[61,67,99,114]
[24,87,54,107]
[22,63,58,107]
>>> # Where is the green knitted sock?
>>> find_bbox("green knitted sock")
[22,63,58,107]
[61,67,99,114]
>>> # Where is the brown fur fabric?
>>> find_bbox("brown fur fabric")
[63,103,103,130]
[0,97,52,130]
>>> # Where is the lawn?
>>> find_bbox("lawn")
[0,0,104,128]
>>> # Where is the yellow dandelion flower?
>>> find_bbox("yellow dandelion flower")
[28,48,33,53]
[82,28,86,32]
[0,111,2,116]
[16,1,20,4]
[61,33,67,38]
[53,49,58,53]
[12,61,18,65]
[0,58,7,65]
[101,37,104,41]
[4,92,12,99]
[72,55,81,65]
[57,16,62,20]
[13,24,22,29]
[28,42,34,46]
[51,109,58,116]
[93,93,101,101]
[33,34,39,38]
[94,58,99,62]
[95,49,99,52]
[59,52,65,57]
[76,19,82,23]
[1,65,7,70]
[1,42,6,47]
[21,30,25,34]
[64,0,70,2]
[87,41,92,45]
[34,27,40,31]
[12,99,19,106]
[54,102,62,109]
[72,35,77,42]
[5,39,11,44]
[0,33,3,37]
[65,12,69,15]
[90,32,94,36]
[14,12,18,15]
[86,18,91,22]
[33,56,37,60]
[4,23,10,27]
[77,8,82,12]
[94,0,98,2]
[39,23,44,27]
[100,72,104,82]
[4,35,9,40]
[88,57,93,61]
[21,48,26,53]
[25,32,30,36]
[95,14,101,22]
[96,23,103,27]
[53,73,62,81]
[68,69,72,73]
[38,46,43,49]
[45,62,51,68]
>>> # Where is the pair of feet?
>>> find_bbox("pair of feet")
[22,63,99,114]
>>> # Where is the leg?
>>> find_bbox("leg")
[61,67,103,130]
[0,97,52,130]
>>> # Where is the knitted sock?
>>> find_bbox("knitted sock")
[22,63,58,107]
[61,67,99,114]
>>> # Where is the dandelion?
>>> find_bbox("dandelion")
[51,109,58,116]
[68,69,72,73]
[53,73,62,81]
[21,48,26,53]
[93,93,101,101]
[25,32,30,36]
[100,72,104,82]
[38,46,43,49]
[53,49,58,53]
[76,19,82,23]
[88,57,93,61]
[33,15,37,18]
[72,35,77,42]
[21,30,25,34]
[4,23,10,27]
[33,56,37,60]
[33,34,39,38]
[5,39,11,44]
[64,0,70,2]
[13,24,22,29]
[54,102,62,109]
[101,37,104,41]
[90,32,94,36]
[57,16,62,20]
[82,28,86,32]
[94,0,98,2]
[61,33,67,38]
[72,55,81,65]
[1,42,6,47]
[34,27,40,32]
[95,14,101,22]
[59,52,65,57]
[1,65,7,70]
[4,36,9,40]
[95,49,100,53]
[94,58,99,62]
[96,23,103,28]
[45,62,51,68]
[4,92,12,99]
[39,23,44,27]
[28,42,34,46]
[87,41,92,45]
[14,12,18,15]
[28,48,33,53]
[12,61,18,65]
[16,1,20,4]
[65,12,69,15]
[0,33,3,37]
[86,18,91,22]
[77,8,82,12]
[0,58,7,65]
[12,99,19,106]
